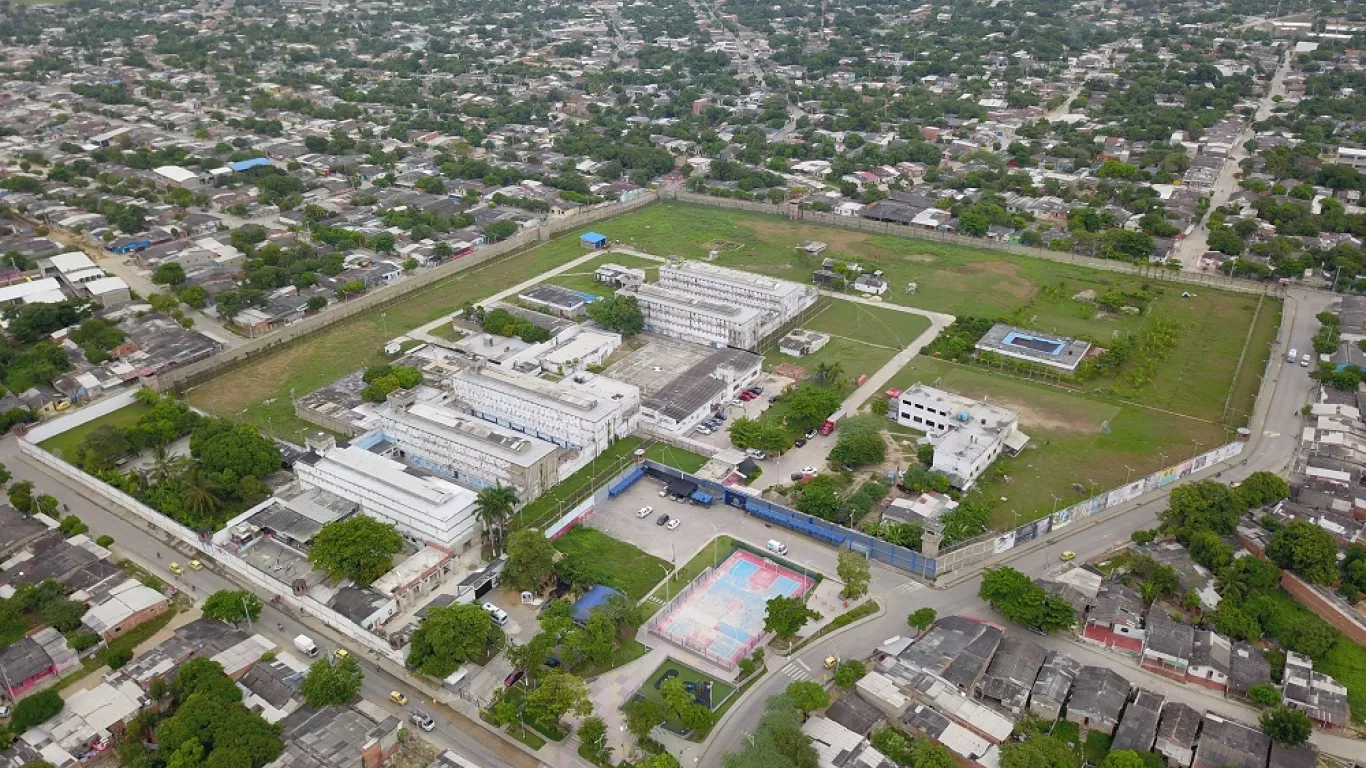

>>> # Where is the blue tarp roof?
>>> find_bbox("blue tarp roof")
[572,585,623,623]
[581,231,608,244]
[229,157,274,172]
[609,466,645,497]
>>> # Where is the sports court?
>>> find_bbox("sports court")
[648,549,814,669]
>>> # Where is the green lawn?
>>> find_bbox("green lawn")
[552,526,670,601]
[762,299,931,385]
[544,253,661,299]
[39,401,154,460]
[888,357,1229,528]
[635,658,737,732]
[575,636,651,679]
[515,437,645,530]
[643,442,709,474]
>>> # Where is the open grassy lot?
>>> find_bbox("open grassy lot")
[643,442,709,474]
[761,299,931,383]
[552,526,670,601]
[888,357,1229,528]
[39,401,154,460]
[543,252,661,299]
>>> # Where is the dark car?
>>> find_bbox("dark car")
[656,514,671,527]
[791,472,804,481]
[749,386,763,395]
[794,438,807,448]
[504,670,524,687]
[544,656,561,668]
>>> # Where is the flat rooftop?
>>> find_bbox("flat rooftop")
[662,260,811,298]
[384,400,558,466]
[454,365,636,422]
[605,334,716,395]
[976,323,1092,371]
[632,283,764,323]
[643,347,762,422]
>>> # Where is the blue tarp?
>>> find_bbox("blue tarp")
[608,467,645,497]
[571,585,623,623]
[690,490,713,506]
[229,157,274,172]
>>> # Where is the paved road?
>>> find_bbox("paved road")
[699,288,1359,764]
[1174,53,1291,271]
[0,439,528,768]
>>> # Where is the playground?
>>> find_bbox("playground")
[647,549,814,669]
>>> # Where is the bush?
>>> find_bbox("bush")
[68,632,102,653]
[1247,683,1281,708]
[95,535,114,547]
[11,689,64,731]
[106,647,134,669]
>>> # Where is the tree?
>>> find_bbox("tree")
[793,474,842,520]
[783,385,843,433]
[1185,529,1234,570]
[836,550,871,600]
[7,480,33,513]
[307,295,327,312]
[77,425,132,471]
[586,295,645,335]
[307,516,403,586]
[833,659,866,688]
[999,735,1078,768]
[174,658,243,704]
[1266,520,1339,585]
[475,484,519,556]
[907,607,937,632]
[201,590,262,625]
[728,416,793,454]
[1259,707,1312,747]
[407,603,498,677]
[785,681,830,714]
[623,696,668,741]
[722,695,816,768]
[153,262,187,285]
[1248,683,1282,708]
[1220,554,1281,598]
[180,285,209,308]
[979,567,1077,632]
[485,219,519,241]
[10,689,63,731]
[1099,751,1145,768]
[193,422,281,479]
[764,595,819,639]
[579,715,608,757]
[912,741,959,768]
[300,655,364,707]
[504,528,556,590]
[1162,481,1244,535]
[1239,472,1290,508]
[829,430,886,468]
[916,444,934,467]
[154,691,283,767]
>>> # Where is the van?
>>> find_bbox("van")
[1287,348,1297,363]
[767,539,788,555]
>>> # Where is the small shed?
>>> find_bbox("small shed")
[571,585,624,623]
[581,231,608,249]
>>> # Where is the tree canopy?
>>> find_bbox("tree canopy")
[201,590,262,625]
[979,567,1076,632]
[300,655,364,707]
[406,603,499,677]
[504,528,557,590]
[307,516,403,586]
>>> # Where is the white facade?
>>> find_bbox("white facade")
[893,384,1028,489]
[1335,146,1366,171]
[449,365,639,456]
[657,260,818,336]
[294,439,479,551]
[627,283,764,350]
[376,399,559,499]
[539,329,621,375]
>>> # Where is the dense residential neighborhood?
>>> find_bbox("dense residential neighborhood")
[0,0,1363,767]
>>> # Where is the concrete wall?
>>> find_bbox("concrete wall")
[149,191,658,394]
[1280,570,1366,646]
[662,190,1280,297]
[23,389,140,444]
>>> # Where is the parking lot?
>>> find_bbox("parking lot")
[685,371,796,449]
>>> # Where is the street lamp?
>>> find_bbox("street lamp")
[1124,465,1134,485]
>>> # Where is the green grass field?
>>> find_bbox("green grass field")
[888,357,1229,528]
[635,658,737,730]
[552,526,670,601]
[515,437,646,529]
[762,299,931,383]
[544,252,661,299]
[38,402,154,460]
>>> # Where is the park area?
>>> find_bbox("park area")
[631,658,736,734]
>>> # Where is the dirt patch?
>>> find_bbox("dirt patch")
[939,260,1035,301]
[986,394,1096,434]
[741,219,872,253]
[951,264,982,275]
[189,339,315,413]
[907,254,937,262]
[773,362,807,380]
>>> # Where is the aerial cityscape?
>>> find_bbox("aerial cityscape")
[0,0,1363,767]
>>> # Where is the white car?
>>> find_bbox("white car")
[801,466,818,476]
[637,506,654,519]
[666,518,681,531]
[745,448,768,460]
[695,426,713,435]
[481,602,509,626]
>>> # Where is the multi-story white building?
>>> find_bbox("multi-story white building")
[626,283,764,350]
[1335,146,1366,171]
[294,436,479,552]
[892,384,1029,489]
[375,395,559,500]
[450,365,640,456]
[657,260,818,336]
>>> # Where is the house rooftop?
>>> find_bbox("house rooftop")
[896,615,1002,690]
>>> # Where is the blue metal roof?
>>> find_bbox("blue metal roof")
[580,231,608,244]
[229,157,274,172]
[571,585,623,623]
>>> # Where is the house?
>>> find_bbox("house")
[1083,581,1145,654]
[81,579,170,642]
[1187,629,1231,693]
[0,637,58,699]
[1140,609,1192,681]
[1112,688,1164,753]
[1030,651,1080,720]
[1227,641,1271,699]
[1155,702,1202,768]
[1065,666,1130,734]
[1268,743,1318,768]
[3,676,147,766]
[593,263,645,289]
[272,700,403,768]
[823,693,884,736]
[1281,651,1349,729]
[979,635,1046,716]
[580,231,608,249]
[1191,712,1269,768]
[890,615,1002,692]
[801,715,893,768]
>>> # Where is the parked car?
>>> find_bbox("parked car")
[482,602,509,626]
[713,412,727,422]
[794,438,807,448]
[746,448,768,460]
[805,429,817,440]
[695,426,713,435]
[1301,353,1311,367]
[791,472,804,481]
[389,691,408,705]
[410,711,436,732]
[801,466,818,476]
[667,518,681,531]
[504,670,524,688]
[637,506,654,519]
[749,386,764,395]
[656,514,671,527]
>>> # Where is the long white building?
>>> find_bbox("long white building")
[375,394,560,500]
[893,384,1029,490]
[294,436,479,552]
[657,260,819,336]
[626,283,764,350]
[450,365,640,456]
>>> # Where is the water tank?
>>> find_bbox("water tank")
[955,411,972,423]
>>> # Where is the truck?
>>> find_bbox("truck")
[294,635,319,658]
[818,408,845,436]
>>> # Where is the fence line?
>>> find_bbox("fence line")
[646,566,743,669]
[661,190,1283,298]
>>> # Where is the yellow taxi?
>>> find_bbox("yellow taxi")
[168,563,183,576]
[1060,551,1077,562]
[334,648,349,661]
[823,655,839,670]
[188,560,203,571]
[389,691,408,705]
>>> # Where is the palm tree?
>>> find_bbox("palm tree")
[179,466,221,522]
[147,444,185,486]
[814,361,844,385]
[475,484,519,556]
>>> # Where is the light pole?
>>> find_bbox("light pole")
[241,595,255,633]
[1191,440,1201,460]
[1050,494,1061,515]
[1124,465,1134,485]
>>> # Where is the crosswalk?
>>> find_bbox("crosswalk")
[780,659,813,682]
[889,580,927,599]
